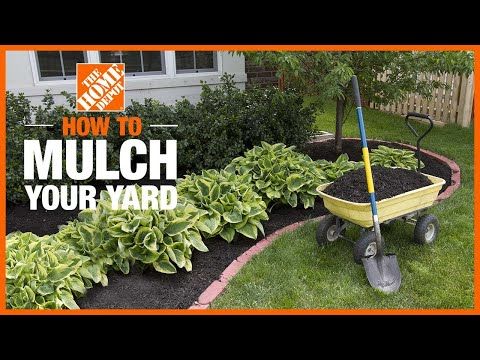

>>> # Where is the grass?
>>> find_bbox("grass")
[212,102,474,309]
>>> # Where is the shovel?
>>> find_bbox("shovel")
[351,75,402,293]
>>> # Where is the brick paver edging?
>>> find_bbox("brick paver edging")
[321,137,461,203]
[189,216,324,309]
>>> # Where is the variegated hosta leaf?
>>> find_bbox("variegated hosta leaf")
[227,142,330,209]
[6,232,88,310]
[370,145,424,170]
[177,169,268,242]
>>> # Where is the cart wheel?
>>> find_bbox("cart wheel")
[316,215,343,246]
[353,231,382,265]
[413,214,439,245]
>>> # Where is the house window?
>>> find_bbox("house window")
[99,51,166,76]
[36,51,87,80]
[175,51,217,73]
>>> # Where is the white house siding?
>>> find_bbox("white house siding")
[6,51,246,107]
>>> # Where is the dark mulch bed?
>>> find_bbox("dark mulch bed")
[6,139,453,309]
[303,139,451,193]
[324,166,432,202]
[76,201,326,309]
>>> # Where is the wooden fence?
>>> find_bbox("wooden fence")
[369,73,474,127]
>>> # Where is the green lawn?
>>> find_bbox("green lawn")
[212,103,474,309]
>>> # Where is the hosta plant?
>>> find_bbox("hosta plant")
[225,142,326,209]
[6,232,91,309]
[316,154,364,182]
[370,145,424,171]
[177,169,268,242]
[63,187,208,275]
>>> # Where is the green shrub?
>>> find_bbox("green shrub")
[370,145,424,170]
[177,74,315,171]
[242,85,314,150]
[7,92,49,203]
[317,154,364,182]
[126,98,178,150]
[225,142,326,209]
[177,169,269,242]
[6,91,124,203]
[85,74,314,173]
[6,232,93,309]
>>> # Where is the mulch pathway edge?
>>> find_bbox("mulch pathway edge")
[189,216,324,309]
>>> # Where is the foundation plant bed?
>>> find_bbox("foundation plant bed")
[6,140,454,309]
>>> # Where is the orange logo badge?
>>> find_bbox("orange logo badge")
[76,63,125,112]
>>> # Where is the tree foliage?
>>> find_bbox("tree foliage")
[241,51,473,152]
[242,51,473,106]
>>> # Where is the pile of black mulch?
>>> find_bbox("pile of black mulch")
[303,139,451,193]
[323,166,433,203]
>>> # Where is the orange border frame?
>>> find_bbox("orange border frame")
[0,44,477,315]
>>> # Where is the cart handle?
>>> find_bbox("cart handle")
[405,112,434,171]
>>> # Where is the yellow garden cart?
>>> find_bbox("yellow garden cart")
[316,174,445,264]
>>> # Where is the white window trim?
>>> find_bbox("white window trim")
[29,51,223,86]
[173,51,222,77]
[29,51,98,86]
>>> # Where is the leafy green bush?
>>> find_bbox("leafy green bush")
[176,74,315,171]
[317,154,364,182]
[370,145,424,170]
[225,142,326,209]
[176,78,245,170]
[126,98,178,153]
[6,232,93,309]
[243,86,314,150]
[177,169,269,242]
[6,91,124,203]
[7,92,48,203]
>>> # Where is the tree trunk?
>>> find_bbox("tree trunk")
[278,73,285,91]
[335,98,346,155]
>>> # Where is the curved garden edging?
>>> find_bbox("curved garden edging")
[189,216,324,309]
[189,138,461,309]
[321,137,461,202]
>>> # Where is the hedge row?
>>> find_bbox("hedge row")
[7,74,315,203]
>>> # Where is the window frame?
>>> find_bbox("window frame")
[174,51,218,74]
[29,51,222,86]
[99,51,167,77]
[35,51,88,81]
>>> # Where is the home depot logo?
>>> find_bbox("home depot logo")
[76,63,125,112]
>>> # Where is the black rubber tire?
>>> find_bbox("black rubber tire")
[316,215,342,246]
[413,214,439,245]
[353,231,381,265]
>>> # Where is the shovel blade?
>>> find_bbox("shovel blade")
[362,254,402,294]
